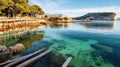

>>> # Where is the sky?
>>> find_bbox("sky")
[29,0,120,17]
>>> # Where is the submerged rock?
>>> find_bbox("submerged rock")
[9,43,25,54]
[95,63,101,66]
[0,45,11,63]
[91,44,113,53]
[51,53,65,67]
[0,45,7,52]
[0,44,25,63]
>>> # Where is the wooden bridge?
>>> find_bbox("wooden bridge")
[0,48,72,67]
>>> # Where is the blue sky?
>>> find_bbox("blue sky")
[29,0,120,17]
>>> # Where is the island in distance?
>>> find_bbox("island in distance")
[73,12,117,21]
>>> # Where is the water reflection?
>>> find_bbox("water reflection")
[74,21,117,30]
[19,31,45,49]
[45,23,71,29]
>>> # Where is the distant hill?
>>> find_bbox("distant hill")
[73,12,117,21]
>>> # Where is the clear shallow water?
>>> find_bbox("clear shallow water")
[20,21,120,67]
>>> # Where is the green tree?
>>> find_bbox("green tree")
[63,17,69,20]
[0,0,44,16]
[0,0,7,10]
[30,5,44,15]
[15,3,25,13]
[0,0,14,16]
[0,0,14,11]
[13,0,30,15]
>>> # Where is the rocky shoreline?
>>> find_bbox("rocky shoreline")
[0,44,25,63]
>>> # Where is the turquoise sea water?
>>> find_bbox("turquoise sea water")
[20,21,120,67]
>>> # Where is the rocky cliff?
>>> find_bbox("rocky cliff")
[73,12,117,21]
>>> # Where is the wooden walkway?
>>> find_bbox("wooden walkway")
[0,48,46,66]
[0,48,72,67]
[0,48,51,67]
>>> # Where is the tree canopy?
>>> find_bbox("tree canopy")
[0,0,44,16]
[30,5,44,15]
[0,0,14,10]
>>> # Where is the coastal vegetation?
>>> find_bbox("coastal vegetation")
[47,14,72,23]
[0,0,44,17]
[0,0,71,24]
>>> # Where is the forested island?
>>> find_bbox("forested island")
[73,12,117,21]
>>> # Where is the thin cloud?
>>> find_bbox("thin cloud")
[60,7,120,13]
[29,0,69,12]
[29,0,120,17]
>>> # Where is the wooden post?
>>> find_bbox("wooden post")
[3,48,45,67]
[62,57,72,67]
[16,50,51,67]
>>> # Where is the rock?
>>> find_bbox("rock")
[73,12,117,21]
[52,56,65,67]
[0,45,8,52]
[91,44,113,53]
[9,43,25,54]
[0,44,25,62]
[95,63,101,66]
[0,45,11,63]
[61,54,66,58]
[51,53,65,67]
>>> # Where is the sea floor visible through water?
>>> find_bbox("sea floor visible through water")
[9,21,120,67]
